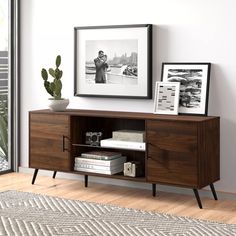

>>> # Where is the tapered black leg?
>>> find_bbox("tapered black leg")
[52,171,57,179]
[152,184,156,197]
[210,183,218,200]
[32,169,39,185]
[84,175,88,187]
[193,189,202,209]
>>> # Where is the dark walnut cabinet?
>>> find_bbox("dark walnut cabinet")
[29,109,220,208]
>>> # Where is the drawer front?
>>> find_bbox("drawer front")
[146,120,198,187]
[29,113,71,171]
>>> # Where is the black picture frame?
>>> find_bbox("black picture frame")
[74,24,152,99]
[161,62,211,116]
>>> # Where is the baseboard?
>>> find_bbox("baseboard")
[19,167,236,201]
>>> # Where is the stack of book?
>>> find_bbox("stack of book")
[74,151,126,175]
[100,130,146,151]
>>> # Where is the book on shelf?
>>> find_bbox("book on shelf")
[75,156,127,167]
[74,165,124,175]
[81,151,122,160]
[74,163,124,171]
[100,138,146,151]
[112,130,145,142]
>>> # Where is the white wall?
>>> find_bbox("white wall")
[20,0,236,193]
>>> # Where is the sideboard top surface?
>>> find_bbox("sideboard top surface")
[29,109,219,122]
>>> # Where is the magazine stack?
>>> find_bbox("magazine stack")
[74,151,126,175]
[100,130,146,151]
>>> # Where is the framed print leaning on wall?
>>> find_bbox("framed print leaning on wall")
[74,24,152,99]
[161,63,211,115]
[154,82,180,115]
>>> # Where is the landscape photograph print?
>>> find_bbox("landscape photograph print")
[161,63,211,115]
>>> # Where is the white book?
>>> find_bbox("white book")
[74,163,124,171]
[75,156,126,167]
[100,138,146,151]
[74,165,124,175]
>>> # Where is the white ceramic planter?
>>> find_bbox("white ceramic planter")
[48,98,69,112]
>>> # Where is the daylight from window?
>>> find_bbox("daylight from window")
[0,0,9,172]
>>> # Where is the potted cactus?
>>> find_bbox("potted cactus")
[41,55,69,111]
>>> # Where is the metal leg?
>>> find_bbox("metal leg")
[52,171,57,179]
[193,189,203,209]
[32,169,39,185]
[152,183,156,197]
[84,175,88,187]
[210,183,218,200]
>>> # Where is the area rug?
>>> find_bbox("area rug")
[0,191,236,236]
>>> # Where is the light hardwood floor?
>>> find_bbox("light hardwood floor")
[1,172,236,224]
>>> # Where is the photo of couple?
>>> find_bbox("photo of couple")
[94,50,109,83]
[85,39,138,85]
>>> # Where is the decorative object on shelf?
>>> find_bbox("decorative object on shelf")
[154,81,180,115]
[41,55,69,111]
[112,130,145,142]
[124,161,143,177]
[74,24,152,99]
[161,63,211,115]
[85,132,102,146]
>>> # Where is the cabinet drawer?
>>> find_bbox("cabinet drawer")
[146,120,198,187]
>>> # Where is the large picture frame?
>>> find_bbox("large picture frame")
[154,82,180,115]
[161,63,211,115]
[74,24,152,99]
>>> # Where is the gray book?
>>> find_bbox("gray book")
[74,165,124,175]
[75,156,126,167]
[81,151,122,160]
[112,130,145,142]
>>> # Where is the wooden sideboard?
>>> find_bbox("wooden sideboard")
[29,109,220,208]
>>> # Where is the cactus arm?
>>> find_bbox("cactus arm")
[41,68,48,80]
[49,68,55,78]
[44,81,54,97]
[56,55,61,68]
[54,79,62,99]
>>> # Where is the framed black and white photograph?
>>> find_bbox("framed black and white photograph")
[154,82,180,115]
[74,24,152,98]
[161,63,211,115]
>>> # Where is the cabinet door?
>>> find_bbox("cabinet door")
[29,113,71,171]
[146,120,198,187]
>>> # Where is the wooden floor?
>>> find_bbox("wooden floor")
[1,172,236,224]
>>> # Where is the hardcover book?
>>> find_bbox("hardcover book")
[74,165,124,175]
[100,139,146,151]
[112,130,145,142]
[74,163,124,171]
[75,156,127,167]
[81,151,122,160]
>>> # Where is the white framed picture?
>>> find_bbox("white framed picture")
[161,63,211,115]
[154,82,180,115]
[74,24,152,99]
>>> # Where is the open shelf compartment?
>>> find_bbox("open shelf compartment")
[70,116,146,178]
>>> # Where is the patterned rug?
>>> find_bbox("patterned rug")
[0,191,236,236]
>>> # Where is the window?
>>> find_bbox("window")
[0,0,19,173]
